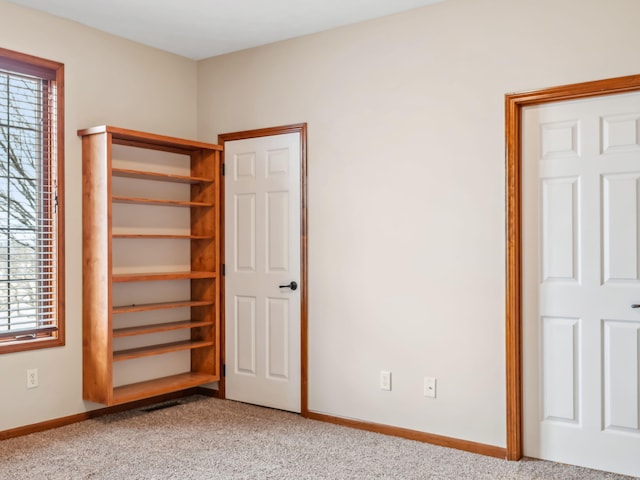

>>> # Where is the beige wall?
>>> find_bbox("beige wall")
[198,0,640,447]
[0,0,197,431]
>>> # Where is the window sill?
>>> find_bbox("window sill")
[0,336,65,354]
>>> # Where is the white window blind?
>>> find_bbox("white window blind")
[0,56,60,345]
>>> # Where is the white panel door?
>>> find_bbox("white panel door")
[523,92,640,477]
[225,133,301,413]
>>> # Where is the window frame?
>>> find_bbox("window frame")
[0,47,65,354]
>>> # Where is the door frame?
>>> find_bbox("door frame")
[218,123,308,416]
[505,74,640,460]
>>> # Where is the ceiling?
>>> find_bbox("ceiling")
[7,0,445,60]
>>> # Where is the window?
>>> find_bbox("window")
[0,48,64,353]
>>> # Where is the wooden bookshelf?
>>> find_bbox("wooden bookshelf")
[79,125,222,406]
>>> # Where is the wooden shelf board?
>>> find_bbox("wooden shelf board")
[113,320,213,338]
[113,300,214,314]
[112,168,213,184]
[113,340,213,362]
[77,125,223,152]
[112,372,219,405]
[112,234,214,240]
[112,196,212,208]
[112,271,216,283]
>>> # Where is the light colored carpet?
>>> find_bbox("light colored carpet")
[0,395,636,479]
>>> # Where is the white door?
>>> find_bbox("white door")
[523,91,640,477]
[224,132,301,413]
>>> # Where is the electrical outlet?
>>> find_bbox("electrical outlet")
[27,368,39,389]
[424,376,436,398]
[380,370,391,391]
